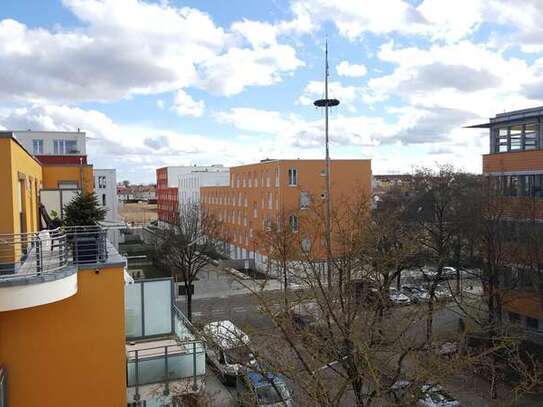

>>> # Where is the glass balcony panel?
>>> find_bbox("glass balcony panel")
[137,357,167,385]
[168,351,206,380]
[125,284,143,338]
[143,280,172,336]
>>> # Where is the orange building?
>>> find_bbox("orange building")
[473,106,543,335]
[201,159,372,272]
[0,132,128,406]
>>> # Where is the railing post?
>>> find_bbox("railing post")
[35,235,42,275]
[134,350,140,402]
[192,341,198,391]
[164,345,169,396]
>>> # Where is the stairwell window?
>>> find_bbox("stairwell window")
[288,168,297,186]
[289,214,298,232]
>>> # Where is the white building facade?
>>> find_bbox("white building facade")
[94,169,118,222]
[13,130,86,157]
[178,168,230,209]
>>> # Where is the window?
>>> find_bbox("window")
[300,191,311,209]
[527,317,539,331]
[509,312,521,324]
[288,168,297,186]
[525,123,538,150]
[301,238,311,253]
[32,139,44,155]
[289,214,298,232]
[53,139,79,154]
[102,194,106,206]
[275,168,280,187]
[510,125,522,151]
[98,175,107,188]
[268,192,273,209]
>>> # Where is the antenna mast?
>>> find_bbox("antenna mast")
[314,40,340,289]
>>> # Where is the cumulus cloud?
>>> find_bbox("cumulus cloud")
[336,61,367,77]
[0,0,303,104]
[172,90,205,117]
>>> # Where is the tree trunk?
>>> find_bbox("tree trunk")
[186,284,193,322]
[426,298,434,344]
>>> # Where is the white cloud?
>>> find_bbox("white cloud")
[336,61,367,77]
[172,90,204,117]
[0,0,304,103]
[156,99,165,110]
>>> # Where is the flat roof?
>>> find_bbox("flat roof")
[466,105,543,128]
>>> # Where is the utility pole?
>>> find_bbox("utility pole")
[314,40,339,289]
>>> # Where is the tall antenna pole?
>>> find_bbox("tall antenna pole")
[314,40,339,289]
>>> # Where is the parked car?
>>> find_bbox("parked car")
[419,384,460,406]
[401,285,430,304]
[442,266,458,279]
[204,320,256,386]
[391,381,459,407]
[236,368,294,406]
[434,284,453,301]
[389,287,411,305]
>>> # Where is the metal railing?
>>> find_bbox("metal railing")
[127,306,206,400]
[0,225,110,280]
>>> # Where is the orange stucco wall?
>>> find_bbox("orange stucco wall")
[0,138,43,235]
[0,265,126,407]
[42,164,94,193]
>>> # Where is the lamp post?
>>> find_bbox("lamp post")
[314,40,340,289]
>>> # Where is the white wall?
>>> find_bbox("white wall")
[166,165,226,188]
[178,169,230,208]
[94,169,118,222]
[13,130,86,155]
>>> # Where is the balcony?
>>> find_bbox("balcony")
[125,279,206,405]
[0,225,125,311]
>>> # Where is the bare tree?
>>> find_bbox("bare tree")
[153,203,223,321]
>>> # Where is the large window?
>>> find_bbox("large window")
[53,139,79,154]
[289,214,298,232]
[497,174,543,198]
[97,176,106,188]
[288,168,297,186]
[32,139,44,155]
[494,122,539,153]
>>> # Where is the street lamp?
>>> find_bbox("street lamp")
[313,40,340,289]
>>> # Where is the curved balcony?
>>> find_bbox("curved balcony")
[0,226,111,312]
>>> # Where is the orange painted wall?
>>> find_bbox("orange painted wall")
[0,138,43,236]
[201,159,371,256]
[483,150,543,173]
[42,164,94,193]
[0,265,126,407]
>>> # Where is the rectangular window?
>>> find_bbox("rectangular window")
[495,128,508,153]
[98,176,107,189]
[268,192,273,209]
[524,122,538,150]
[526,317,539,331]
[102,194,106,206]
[32,139,44,155]
[288,168,297,186]
[0,367,6,407]
[510,125,522,151]
[509,312,521,324]
[53,139,79,154]
[275,168,280,187]
[300,191,311,209]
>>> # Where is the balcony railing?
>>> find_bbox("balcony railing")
[0,225,111,281]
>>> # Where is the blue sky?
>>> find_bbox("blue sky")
[1,0,543,183]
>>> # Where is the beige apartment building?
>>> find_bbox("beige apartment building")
[201,159,372,272]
